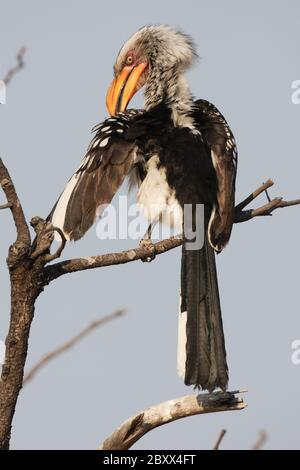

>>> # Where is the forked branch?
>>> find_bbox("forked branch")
[234,179,300,223]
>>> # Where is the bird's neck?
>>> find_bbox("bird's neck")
[144,70,195,129]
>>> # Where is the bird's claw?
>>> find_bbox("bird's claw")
[139,239,156,262]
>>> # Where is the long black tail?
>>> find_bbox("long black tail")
[177,233,228,391]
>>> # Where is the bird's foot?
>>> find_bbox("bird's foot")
[139,238,156,263]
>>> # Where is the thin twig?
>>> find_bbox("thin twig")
[99,390,247,450]
[276,198,300,208]
[252,430,267,450]
[0,203,12,210]
[3,47,27,86]
[213,428,227,450]
[23,309,125,385]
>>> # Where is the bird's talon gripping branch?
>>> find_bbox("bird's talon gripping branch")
[139,238,156,263]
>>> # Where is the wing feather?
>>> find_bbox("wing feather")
[50,111,142,241]
[193,99,237,251]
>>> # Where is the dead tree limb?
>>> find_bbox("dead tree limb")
[3,47,27,86]
[43,236,183,284]
[23,309,125,385]
[235,179,274,212]
[99,391,246,450]
[234,180,300,223]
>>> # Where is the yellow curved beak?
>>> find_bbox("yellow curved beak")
[106,62,147,116]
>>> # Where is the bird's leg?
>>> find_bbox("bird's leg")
[139,221,157,262]
[264,187,271,203]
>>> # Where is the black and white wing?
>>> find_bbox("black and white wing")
[50,110,143,241]
[193,99,238,252]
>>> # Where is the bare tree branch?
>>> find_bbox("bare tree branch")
[0,203,12,210]
[23,309,125,385]
[251,197,300,216]
[235,179,274,212]
[234,180,300,223]
[252,430,267,450]
[0,158,30,246]
[99,390,247,450]
[43,236,183,283]
[3,47,27,86]
[213,428,227,450]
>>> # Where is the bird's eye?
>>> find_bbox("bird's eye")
[126,55,134,66]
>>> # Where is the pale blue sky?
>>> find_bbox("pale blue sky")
[1,0,300,449]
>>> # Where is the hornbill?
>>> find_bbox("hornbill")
[50,25,237,391]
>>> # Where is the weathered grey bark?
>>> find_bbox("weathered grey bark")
[43,236,183,284]
[99,391,246,450]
